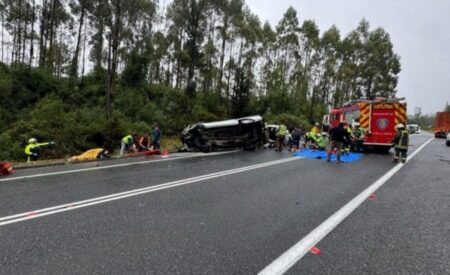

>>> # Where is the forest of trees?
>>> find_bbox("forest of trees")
[0,0,401,161]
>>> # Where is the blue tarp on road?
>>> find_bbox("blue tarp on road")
[292,149,364,163]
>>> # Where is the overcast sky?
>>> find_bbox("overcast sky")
[245,0,450,114]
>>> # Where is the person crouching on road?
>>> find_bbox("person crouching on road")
[393,124,409,163]
[138,134,151,151]
[276,124,287,152]
[316,133,330,151]
[25,138,55,163]
[327,123,351,163]
[120,133,137,156]
[290,126,303,151]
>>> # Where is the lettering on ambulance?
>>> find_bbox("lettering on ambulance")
[371,132,393,136]
[373,104,394,109]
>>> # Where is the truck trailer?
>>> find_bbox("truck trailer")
[434,112,450,138]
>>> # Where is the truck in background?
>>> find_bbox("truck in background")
[324,97,407,152]
[434,112,450,138]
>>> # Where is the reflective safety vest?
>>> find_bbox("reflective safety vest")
[317,136,329,149]
[277,125,287,136]
[25,142,50,155]
[122,135,133,145]
[310,126,320,135]
[359,128,366,139]
[394,130,409,150]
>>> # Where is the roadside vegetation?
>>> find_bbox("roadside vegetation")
[0,1,400,161]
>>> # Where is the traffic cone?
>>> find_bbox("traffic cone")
[161,150,170,158]
[310,246,321,255]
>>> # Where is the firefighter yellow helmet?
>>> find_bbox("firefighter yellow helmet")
[395,123,405,129]
[28,138,37,144]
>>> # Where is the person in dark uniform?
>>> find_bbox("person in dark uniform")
[393,123,409,163]
[327,123,351,163]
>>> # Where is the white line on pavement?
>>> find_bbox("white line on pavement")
[0,156,301,226]
[258,137,434,275]
[0,151,237,183]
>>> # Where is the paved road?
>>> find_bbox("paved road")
[0,133,448,274]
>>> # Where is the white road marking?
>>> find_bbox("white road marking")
[0,156,301,226]
[258,137,434,275]
[0,151,237,183]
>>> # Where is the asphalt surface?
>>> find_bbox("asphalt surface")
[0,133,448,274]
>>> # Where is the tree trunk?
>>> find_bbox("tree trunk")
[106,0,122,117]
[16,0,23,65]
[81,22,87,77]
[29,0,36,67]
[70,3,86,80]
[21,14,27,65]
[217,15,228,95]
[226,41,234,99]
[38,0,47,67]
[106,35,112,116]
[1,9,4,63]
[47,0,57,71]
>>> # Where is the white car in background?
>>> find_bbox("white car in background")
[407,124,421,134]
[446,133,450,146]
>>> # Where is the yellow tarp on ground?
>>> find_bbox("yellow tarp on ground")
[69,148,104,162]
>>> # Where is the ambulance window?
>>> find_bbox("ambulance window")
[345,110,360,125]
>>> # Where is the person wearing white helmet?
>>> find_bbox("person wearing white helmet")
[24,138,55,163]
[392,123,409,163]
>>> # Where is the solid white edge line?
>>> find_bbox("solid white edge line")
[0,157,302,226]
[0,151,238,182]
[258,137,434,275]
[0,157,297,222]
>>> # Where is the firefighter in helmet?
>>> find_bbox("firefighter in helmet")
[392,124,409,163]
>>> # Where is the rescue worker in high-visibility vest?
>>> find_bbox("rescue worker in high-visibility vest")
[393,124,409,163]
[120,133,137,156]
[310,123,320,135]
[342,124,352,155]
[306,123,320,147]
[316,133,329,150]
[25,138,55,163]
[276,124,288,152]
[351,123,365,152]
